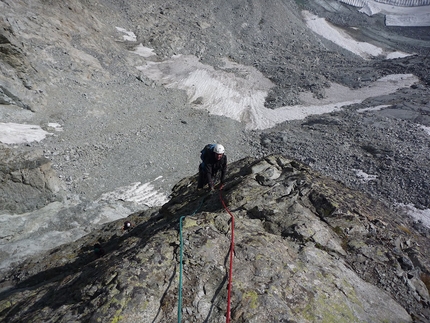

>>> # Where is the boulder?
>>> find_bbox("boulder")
[0,147,64,214]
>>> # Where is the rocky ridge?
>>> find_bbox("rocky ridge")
[0,0,430,322]
[1,155,430,322]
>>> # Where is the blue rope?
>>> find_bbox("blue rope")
[177,215,186,323]
[177,195,207,323]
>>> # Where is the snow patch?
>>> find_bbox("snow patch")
[302,10,414,59]
[135,52,418,130]
[338,0,430,26]
[97,178,169,207]
[47,123,63,131]
[357,105,391,112]
[386,13,430,26]
[385,51,411,59]
[0,122,51,144]
[0,202,78,271]
[303,10,383,59]
[132,43,157,58]
[420,125,430,135]
[353,169,378,182]
[399,204,430,229]
[0,187,162,272]
[115,27,137,41]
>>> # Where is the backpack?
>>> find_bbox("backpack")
[200,144,215,161]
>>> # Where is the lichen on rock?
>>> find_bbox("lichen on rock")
[1,155,429,322]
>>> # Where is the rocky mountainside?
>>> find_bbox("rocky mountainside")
[0,147,64,214]
[1,155,430,322]
[1,0,430,322]
[1,0,429,213]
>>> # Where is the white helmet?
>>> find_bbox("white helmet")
[214,144,225,154]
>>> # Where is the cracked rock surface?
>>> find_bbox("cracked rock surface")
[1,155,429,322]
[0,0,430,321]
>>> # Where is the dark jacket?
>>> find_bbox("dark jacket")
[201,151,227,188]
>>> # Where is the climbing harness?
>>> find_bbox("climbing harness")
[177,188,235,323]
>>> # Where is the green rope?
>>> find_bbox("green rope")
[177,215,186,323]
[177,194,208,323]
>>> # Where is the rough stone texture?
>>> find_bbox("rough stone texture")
[0,1,429,321]
[1,155,429,322]
[0,147,64,213]
[0,0,429,213]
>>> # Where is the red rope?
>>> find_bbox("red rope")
[219,189,234,323]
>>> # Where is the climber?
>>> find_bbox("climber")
[197,143,227,191]
[123,221,133,231]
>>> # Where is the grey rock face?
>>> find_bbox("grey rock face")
[0,147,64,213]
[0,15,36,111]
[1,0,429,214]
[0,0,429,321]
[1,155,429,322]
